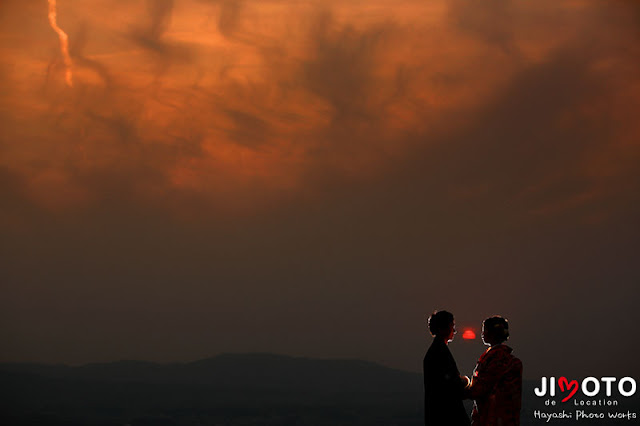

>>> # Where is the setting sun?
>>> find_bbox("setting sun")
[462,328,476,340]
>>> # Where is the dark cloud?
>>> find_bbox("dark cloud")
[68,22,113,88]
[302,11,390,122]
[145,0,175,42]
[449,0,519,56]
[217,0,244,38]
[222,108,270,148]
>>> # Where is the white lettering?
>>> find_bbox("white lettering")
[582,377,600,397]
[618,377,637,397]
[535,377,547,397]
[576,410,604,420]
[601,377,615,396]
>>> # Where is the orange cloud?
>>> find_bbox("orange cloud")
[0,0,638,223]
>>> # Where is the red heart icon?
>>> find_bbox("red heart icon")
[558,376,579,402]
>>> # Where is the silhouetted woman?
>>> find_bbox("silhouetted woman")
[465,316,522,426]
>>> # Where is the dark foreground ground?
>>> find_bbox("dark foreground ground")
[1,354,637,425]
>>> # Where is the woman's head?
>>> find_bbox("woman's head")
[481,316,510,346]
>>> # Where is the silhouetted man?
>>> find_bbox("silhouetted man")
[423,310,470,426]
[465,316,522,426]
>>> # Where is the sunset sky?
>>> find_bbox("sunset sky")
[1,0,639,379]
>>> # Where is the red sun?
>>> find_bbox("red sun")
[462,328,476,340]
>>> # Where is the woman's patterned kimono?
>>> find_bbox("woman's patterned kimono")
[466,344,522,426]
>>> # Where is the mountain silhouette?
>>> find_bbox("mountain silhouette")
[0,353,421,392]
[1,353,426,426]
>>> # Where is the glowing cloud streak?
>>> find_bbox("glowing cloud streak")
[47,0,73,86]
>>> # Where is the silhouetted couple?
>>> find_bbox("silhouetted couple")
[423,310,522,426]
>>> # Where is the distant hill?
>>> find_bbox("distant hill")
[0,352,422,392]
[0,354,425,426]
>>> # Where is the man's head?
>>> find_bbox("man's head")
[481,316,510,346]
[428,310,456,342]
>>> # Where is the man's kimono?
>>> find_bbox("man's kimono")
[423,339,470,426]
